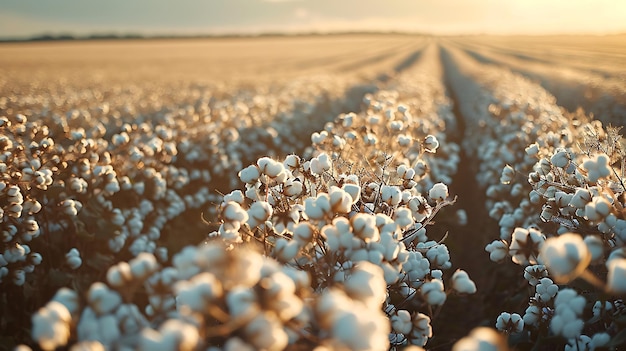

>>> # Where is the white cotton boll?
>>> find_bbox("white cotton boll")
[508,227,545,265]
[274,238,299,262]
[342,183,361,204]
[381,185,401,206]
[31,301,71,351]
[329,186,353,213]
[311,131,327,144]
[351,213,379,242]
[535,277,559,303]
[592,300,613,318]
[421,279,446,305]
[423,135,439,153]
[500,165,515,184]
[525,143,540,156]
[159,319,200,351]
[539,233,591,283]
[428,183,448,202]
[550,149,571,168]
[584,235,604,263]
[247,201,273,228]
[257,157,284,178]
[391,310,413,335]
[426,244,451,269]
[590,332,610,349]
[551,312,584,339]
[106,262,132,288]
[51,288,79,315]
[310,158,324,175]
[569,188,592,208]
[304,194,331,221]
[244,313,288,351]
[222,201,248,228]
[523,305,541,327]
[453,327,508,351]
[585,196,611,222]
[393,207,414,229]
[97,314,121,346]
[65,248,82,270]
[495,312,524,333]
[175,273,223,312]
[239,165,260,184]
[284,154,300,170]
[223,190,245,205]
[398,134,412,147]
[88,283,122,315]
[129,253,158,280]
[583,154,611,183]
[292,223,314,245]
[606,258,626,294]
[344,261,387,306]
[451,269,476,294]
[227,287,259,318]
[283,179,303,197]
[223,337,255,351]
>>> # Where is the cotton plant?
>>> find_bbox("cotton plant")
[212,132,472,348]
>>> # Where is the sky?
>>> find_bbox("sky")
[1,0,626,39]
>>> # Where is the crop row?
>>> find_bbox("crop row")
[444,45,626,350]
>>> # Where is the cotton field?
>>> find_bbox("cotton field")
[1,34,625,351]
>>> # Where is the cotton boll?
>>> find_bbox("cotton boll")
[49,288,79,317]
[175,272,223,312]
[87,283,122,315]
[221,201,248,229]
[606,258,626,294]
[31,301,72,351]
[421,279,446,305]
[227,287,259,318]
[428,183,448,202]
[539,233,591,283]
[391,310,412,334]
[274,238,300,262]
[451,269,476,294]
[239,165,260,184]
[425,244,451,269]
[65,248,82,270]
[247,201,273,228]
[158,319,200,351]
[381,185,401,206]
[243,313,288,351]
[341,183,361,204]
[304,194,331,221]
[343,261,387,306]
[107,262,133,288]
[423,135,439,153]
[257,157,284,178]
[350,214,379,242]
[292,222,314,245]
[129,253,159,280]
[535,277,559,303]
[583,235,604,263]
[496,312,524,334]
[329,186,353,213]
[283,179,303,197]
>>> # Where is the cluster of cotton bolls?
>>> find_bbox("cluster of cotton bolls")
[0,111,220,291]
[214,150,474,349]
[23,240,396,351]
[308,45,460,195]
[208,49,477,347]
[444,44,626,349]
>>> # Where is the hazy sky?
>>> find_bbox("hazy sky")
[1,0,626,38]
